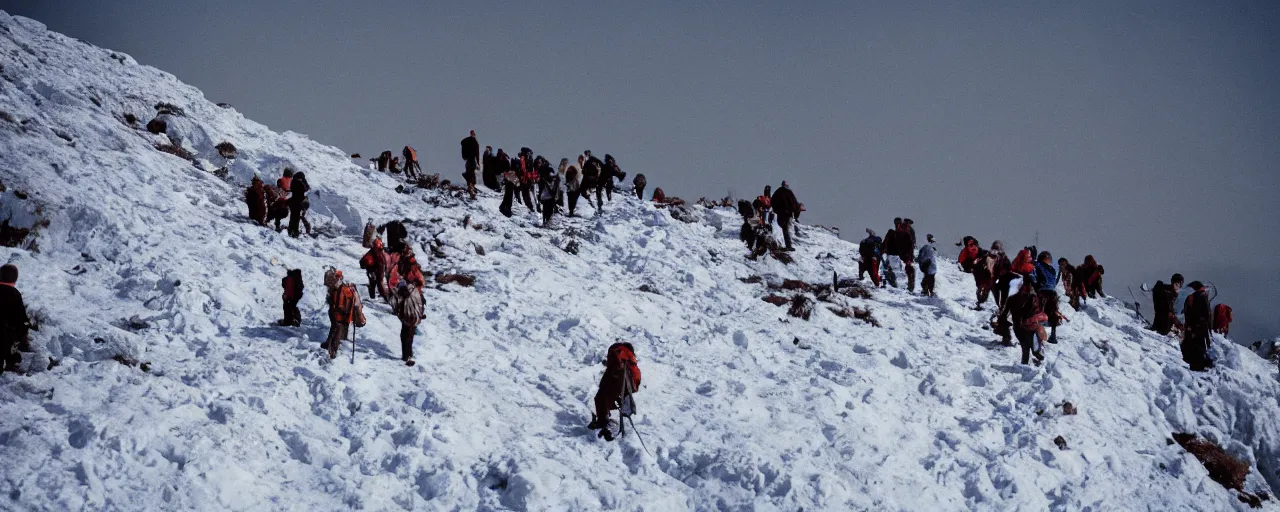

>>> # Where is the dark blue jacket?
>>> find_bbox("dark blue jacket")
[1034,261,1058,291]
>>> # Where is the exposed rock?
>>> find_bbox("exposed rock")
[763,295,790,306]
[1063,402,1077,415]
[145,117,167,134]
[788,295,815,320]
[1054,435,1068,450]
[1172,432,1249,491]
[434,273,476,287]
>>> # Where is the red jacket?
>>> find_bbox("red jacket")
[1011,249,1035,275]
[1212,304,1233,334]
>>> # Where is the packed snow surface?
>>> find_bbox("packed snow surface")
[1,12,1278,511]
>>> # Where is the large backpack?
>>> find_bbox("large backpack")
[737,199,754,220]
[392,284,425,325]
[282,269,303,301]
[329,283,364,325]
[606,342,642,390]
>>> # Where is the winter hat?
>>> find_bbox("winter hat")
[866,228,876,237]
[0,264,17,283]
[584,150,592,157]
[991,240,1004,252]
[926,234,935,243]
[905,218,914,225]
[283,168,294,177]
[1171,273,1184,285]
[1188,281,1205,291]
[893,217,903,225]
[470,130,476,137]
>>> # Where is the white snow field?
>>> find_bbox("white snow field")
[2,12,1279,511]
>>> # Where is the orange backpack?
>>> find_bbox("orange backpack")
[329,284,364,325]
[607,343,642,390]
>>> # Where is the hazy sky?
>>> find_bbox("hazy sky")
[4,0,1278,343]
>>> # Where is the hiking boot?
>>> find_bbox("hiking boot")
[1046,334,1058,344]
[598,420,619,441]
[587,415,604,430]
[1033,350,1045,362]
[405,359,416,367]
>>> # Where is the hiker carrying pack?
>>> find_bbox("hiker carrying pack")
[1181,281,1212,371]
[1151,274,1184,334]
[359,238,389,300]
[1212,303,1232,335]
[245,176,267,226]
[390,282,425,366]
[280,269,304,327]
[589,342,643,442]
[858,229,883,287]
[324,269,366,360]
[633,174,647,200]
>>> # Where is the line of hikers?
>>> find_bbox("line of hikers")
[243,167,313,237]
[855,218,939,297]
[739,182,806,259]
[360,130,655,227]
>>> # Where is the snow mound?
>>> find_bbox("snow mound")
[1,12,1279,511]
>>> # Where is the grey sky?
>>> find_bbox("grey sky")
[4,0,1278,343]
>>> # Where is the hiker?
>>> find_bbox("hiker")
[1075,255,1105,302]
[402,146,421,179]
[583,151,605,211]
[858,229,883,287]
[389,281,424,366]
[359,238,389,300]
[1151,274,1184,335]
[482,146,501,191]
[499,156,520,218]
[377,151,393,172]
[990,241,1014,308]
[565,166,581,217]
[378,220,409,254]
[287,172,312,238]
[882,219,902,287]
[770,181,799,252]
[1005,279,1047,365]
[601,154,623,203]
[1058,258,1078,310]
[518,150,538,212]
[917,234,938,297]
[754,186,773,225]
[652,187,666,204]
[1212,304,1233,335]
[279,269,303,326]
[245,176,267,226]
[0,264,30,373]
[277,168,294,191]
[957,237,989,309]
[899,219,917,292]
[1033,251,1064,344]
[587,342,643,442]
[633,173,647,200]
[323,269,365,360]
[538,160,562,227]
[390,157,402,174]
[461,130,480,200]
[1181,281,1213,371]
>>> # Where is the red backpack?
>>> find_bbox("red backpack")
[607,342,642,390]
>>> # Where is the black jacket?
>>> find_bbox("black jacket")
[770,187,798,219]
[0,284,29,344]
[461,136,480,163]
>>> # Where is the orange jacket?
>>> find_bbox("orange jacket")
[1011,249,1035,275]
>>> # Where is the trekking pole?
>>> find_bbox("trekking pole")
[1127,286,1149,327]
[350,323,357,364]
[625,416,652,456]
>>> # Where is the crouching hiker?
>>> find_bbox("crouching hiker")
[279,269,303,326]
[0,264,31,373]
[323,269,365,360]
[389,282,424,366]
[588,342,643,441]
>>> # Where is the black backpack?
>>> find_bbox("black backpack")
[737,199,754,220]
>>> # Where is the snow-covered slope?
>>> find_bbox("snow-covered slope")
[2,12,1279,511]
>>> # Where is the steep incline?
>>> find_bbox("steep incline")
[1,12,1278,511]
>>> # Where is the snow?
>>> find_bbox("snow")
[2,11,1280,510]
